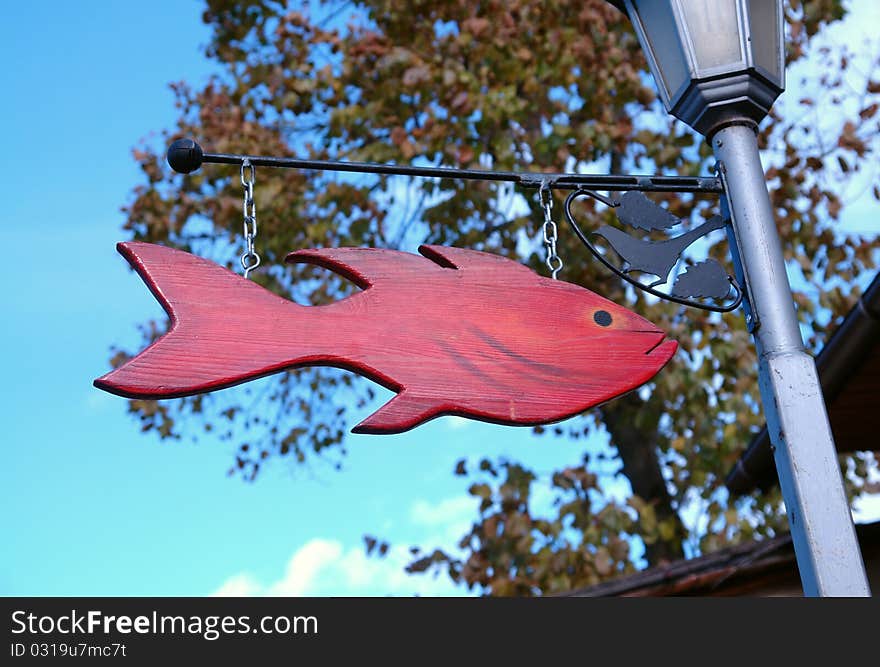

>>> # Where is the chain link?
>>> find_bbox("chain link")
[240,159,260,278]
[539,183,563,279]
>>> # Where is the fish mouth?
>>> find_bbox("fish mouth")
[644,332,678,360]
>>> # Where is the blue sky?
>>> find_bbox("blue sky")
[0,2,603,596]
[1,1,877,597]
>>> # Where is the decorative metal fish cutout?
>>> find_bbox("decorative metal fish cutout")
[94,242,677,434]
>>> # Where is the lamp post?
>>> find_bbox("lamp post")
[610,0,870,596]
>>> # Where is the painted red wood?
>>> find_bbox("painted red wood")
[94,242,677,434]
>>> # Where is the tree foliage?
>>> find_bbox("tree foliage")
[119,0,880,594]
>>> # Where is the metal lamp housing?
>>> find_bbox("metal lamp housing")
[619,0,785,136]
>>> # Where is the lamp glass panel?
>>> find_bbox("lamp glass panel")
[631,1,690,101]
[747,0,782,82]
[678,0,743,71]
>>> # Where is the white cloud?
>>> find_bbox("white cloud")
[211,573,262,597]
[212,493,485,597]
[211,538,465,597]
[266,538,343,596]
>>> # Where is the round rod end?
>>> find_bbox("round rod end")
[167,138,204,174]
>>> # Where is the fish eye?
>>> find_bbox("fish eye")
[594,310,612,327]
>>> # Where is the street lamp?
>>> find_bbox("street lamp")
[611,0,783,136]
[610,0,871,596]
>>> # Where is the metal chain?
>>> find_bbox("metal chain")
[539,183,563,279]
[240,159,261,278]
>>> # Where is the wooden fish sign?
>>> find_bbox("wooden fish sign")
[94,242,677,434]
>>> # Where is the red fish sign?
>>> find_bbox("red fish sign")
[94,242,677,434]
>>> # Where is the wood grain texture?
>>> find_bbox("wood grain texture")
[94,242,677,434]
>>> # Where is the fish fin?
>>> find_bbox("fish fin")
[94,242,295,399]
[351,391,442,435]
[418,245,538,279]
[285,247,437,289]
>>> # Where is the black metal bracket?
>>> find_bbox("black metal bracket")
[167,138,723,193]
[563,189,743,313]
[167,138,740,312]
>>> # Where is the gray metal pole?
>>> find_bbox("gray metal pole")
[712,123,870,596]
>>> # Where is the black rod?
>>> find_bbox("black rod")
[167,138,723,194]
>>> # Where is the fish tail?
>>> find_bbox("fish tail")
[94,242,306,399]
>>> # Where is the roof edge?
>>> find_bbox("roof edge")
[726,271,880,495]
